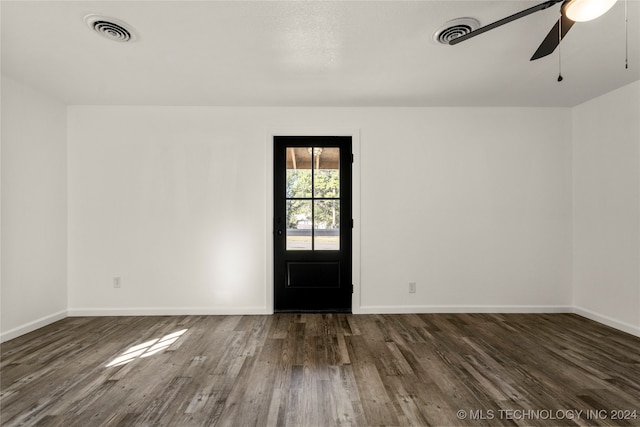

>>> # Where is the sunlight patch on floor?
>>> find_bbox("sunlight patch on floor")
[105,329,188,368]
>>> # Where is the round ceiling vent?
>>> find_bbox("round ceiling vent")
[433,18,480,44]
[84,14,137,42]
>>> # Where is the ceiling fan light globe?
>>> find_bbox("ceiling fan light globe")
[563,0,617,22]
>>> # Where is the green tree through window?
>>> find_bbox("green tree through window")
[286,168,340,229]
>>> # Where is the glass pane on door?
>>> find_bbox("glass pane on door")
[287,200,312,250]
[286,147,312,198]
[313,147,340,198]
[314,200,340,250]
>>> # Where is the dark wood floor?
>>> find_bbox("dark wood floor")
[1,314,639,427]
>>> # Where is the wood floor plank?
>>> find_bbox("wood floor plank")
[1,313,639,426]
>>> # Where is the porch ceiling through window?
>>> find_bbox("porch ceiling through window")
[287,147,340,170]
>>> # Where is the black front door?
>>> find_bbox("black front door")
[274,136,352,313]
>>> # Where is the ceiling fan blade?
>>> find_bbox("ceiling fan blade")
[449,0,563,46]
[530,14,575,60]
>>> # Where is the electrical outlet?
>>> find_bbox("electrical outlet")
[113,277,121,288]
[409,282,417,293]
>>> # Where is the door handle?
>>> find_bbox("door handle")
[277,230,283,236]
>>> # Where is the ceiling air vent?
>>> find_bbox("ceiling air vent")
[433,18,480,44]
[84,14,137,42]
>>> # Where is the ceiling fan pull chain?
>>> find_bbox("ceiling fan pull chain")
[557,15,564,82]
[625,0,629,69]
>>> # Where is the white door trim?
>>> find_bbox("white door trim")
[265,128,361,314]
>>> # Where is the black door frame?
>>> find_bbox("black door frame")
[272,135,354,313]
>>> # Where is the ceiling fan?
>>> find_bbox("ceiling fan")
[448,0,618,60]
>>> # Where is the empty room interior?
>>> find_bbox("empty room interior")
[1,0,640,426]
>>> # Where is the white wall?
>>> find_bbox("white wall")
[67,106,572,315]
[572,81,640,336]
[1,75,68,342]
[361,109,572,312]
[67,108,268,314]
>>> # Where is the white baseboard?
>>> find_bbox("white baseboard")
[359,305,572,314]
[572,306,640,338]
[0,310,68,343]
[67,306,271,317]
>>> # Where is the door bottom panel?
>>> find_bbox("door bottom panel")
[287,262,340,288]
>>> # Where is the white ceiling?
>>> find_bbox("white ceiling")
[2,0,639,107]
